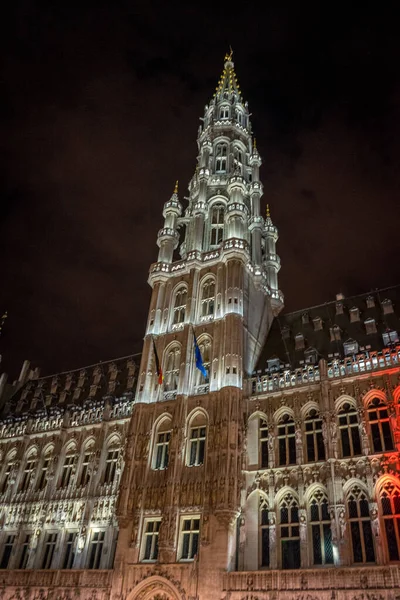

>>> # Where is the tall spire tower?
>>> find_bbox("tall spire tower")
[136,52,283,403]
[117,55,284,593]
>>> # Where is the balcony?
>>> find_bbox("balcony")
[223,565,400,593]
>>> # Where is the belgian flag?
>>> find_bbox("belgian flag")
[152,338,163,385]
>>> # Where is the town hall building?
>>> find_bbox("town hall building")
[1,53,400,600]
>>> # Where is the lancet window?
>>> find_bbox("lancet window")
[305,410,325,462]
[309,489,333,565]
[20,452,36,492]
[278,414,296,466]
[260,496,270,567]
[347,486,375,563]
[215,144,228,173]
[188,412,207,467]
[380,481,400,561]
[219,106,229,120]
[367,397,394,453]
[173,287,187,325]
[210,205,224,245]
[153,417,171,470]
[280,492,300,569]
[200,278,215,317]
[60,451,76,488]
[1,455,15,493]
[164,345,181,392]
[37,450,52,491]
[338,402,361,457]
[104,448,119,484]
[260,419,269,468]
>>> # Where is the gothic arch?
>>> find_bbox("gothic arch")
[186,406,209,427]
[41,442,55,456]
[303,482,329,504]
[300,400,320,420]
[274,485,299,508]
[362,388,387,407]
[393,385,400,404]
[128,575,184,600]
[105,432,122,448]
[342,477,369,498]
[374,473,400,498]
[273,406,294,424]
[334,394,358,412]
[208,194,228,209]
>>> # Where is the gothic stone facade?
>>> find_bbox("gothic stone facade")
[1,54,400,600]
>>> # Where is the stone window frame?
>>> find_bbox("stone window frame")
[140,517,161,562]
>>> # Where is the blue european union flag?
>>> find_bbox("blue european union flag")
[193,332,207,377]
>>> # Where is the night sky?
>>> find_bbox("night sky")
[1,2,400,378]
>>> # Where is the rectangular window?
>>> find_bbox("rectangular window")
[88,531,105,569]
[42,532,58,569]
[155,433,170,470]
[61,455,75,487]
[0,534,16,569]
[179,517,200,561]
[104,450,119,483]
[19,534,31,569]
[189,427,206,466]
[141,519,161,561]
[62,532,76,569]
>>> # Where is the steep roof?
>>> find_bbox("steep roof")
[1,353,140,420]
[256,285,400,373]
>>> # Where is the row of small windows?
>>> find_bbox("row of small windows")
[214,143,247,173]
[293,329,399,354]
[217,106,246,126]
[256,481,400,567]
[0,529,109,570]
[257,398,394,468]
[0,446,121,495]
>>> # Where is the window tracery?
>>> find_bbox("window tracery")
[338,402,361,457]
[367,397,394,452]
[305,410,325,462]
[309,489,333,565]
[200,279,215,318]
[279,492,300,569]
[164,345,181,392]
[215,144,227,173]
[347,486,375,563]
[173,287,187,326]
[210,205,224,245]
[380,481,400,561]
[277,414,296,466]
[260,496,269,567]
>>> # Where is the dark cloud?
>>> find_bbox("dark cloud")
[1,2,400,377]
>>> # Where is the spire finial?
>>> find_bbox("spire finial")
[266,204,270,219]
[174,180,179,194]
[253,137,257,150]
[224,47,233,62]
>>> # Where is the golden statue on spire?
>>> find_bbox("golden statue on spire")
[224,46,233,62]
[174,180,179,194]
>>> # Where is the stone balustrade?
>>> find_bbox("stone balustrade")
[0,568,113,589]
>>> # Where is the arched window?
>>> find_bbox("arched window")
[367,397,394,452]
[380,481,400,560]
[60,446,76,488]
[260,419,269,468]
[215,144,227,173]
[37,447,53,491]
[278,414,296,466]
[235,109,243,125]
[200,279,215,318]
[153,417,172,470]
[279,492,300,569]
[187,412,207,467]
[347,486,375,563]
[338,402,361,457]
[195,337,211,387]
[104,442,120,484]
[164,345,181,392]
[219,106,229,120]
[305,410,325,462]
[210,205,224,245]
[78,441,94,487]
[20,450,37,492]
[309,489,333,565]
[260,496,269,567]
[1,451,16,493]
[173,287,187,325]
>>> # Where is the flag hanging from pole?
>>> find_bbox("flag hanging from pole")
[152,338,163,385]
[193,331,207,378]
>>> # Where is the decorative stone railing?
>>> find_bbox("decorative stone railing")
[223,565,400,592]
[248,347,400,395]
[0,568,113,589]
